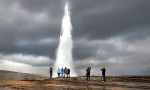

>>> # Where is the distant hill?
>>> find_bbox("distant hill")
[0,70,48,81]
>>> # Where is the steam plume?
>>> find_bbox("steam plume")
[53,2,77,77]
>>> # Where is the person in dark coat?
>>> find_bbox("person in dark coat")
[101,68,106,81]
[49,67,53,78]
[57,68,61,77]
[86,67,91,81]
[64,67,68,77]
[67,68,70,78]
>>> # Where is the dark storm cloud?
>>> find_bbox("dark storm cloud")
[18,0,66,16]
[70,0,150,61]
[0,0,64,57]
[71,0,150,40]
[0,0,150,57]
[0,0,150,76]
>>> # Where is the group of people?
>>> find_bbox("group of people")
[57,67,70,78]
[49,67,106,82]
[86,67,106,82]
[49,67,70,78]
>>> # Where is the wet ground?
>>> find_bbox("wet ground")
[0,76,150,90]
[0,86,148,90]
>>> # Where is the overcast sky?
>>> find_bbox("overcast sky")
[0,0,150,76]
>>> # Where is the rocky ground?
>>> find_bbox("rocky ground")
[0,70,150,90]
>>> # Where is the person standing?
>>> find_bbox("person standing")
[61,68,64,77]
[67,68,70,78]
[86,67,91,81]
[57,68,61,77]
[101,68,106,81]
[64,67,68,77]
[49,67,53,78]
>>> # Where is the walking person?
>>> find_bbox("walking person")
[49,67,53,78]
[57,68,61,77]
[86,67,91,81]
[101,68,106,81]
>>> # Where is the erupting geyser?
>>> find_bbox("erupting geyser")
[53,2,77,77]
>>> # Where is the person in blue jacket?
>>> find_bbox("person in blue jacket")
[61,68,64,77]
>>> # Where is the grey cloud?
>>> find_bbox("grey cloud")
[0,53,53,67]
[18,0,65,14]
[73,38,133,60]
[71,0,150,40]
[75,52,150,76]
[74,37,150,75]
[0,0,150,76]
[0,0,61,57]
[73,39,98,60]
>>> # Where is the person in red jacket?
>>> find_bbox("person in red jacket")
[49,67,53,78]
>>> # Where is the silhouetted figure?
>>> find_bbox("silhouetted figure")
[61,68,64,77]
[49,67,53,78]
[57,68,61,77]
[101,68,106,81]
[86,67,91,81]
[67,68,70,78]
[64,67,68,77]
